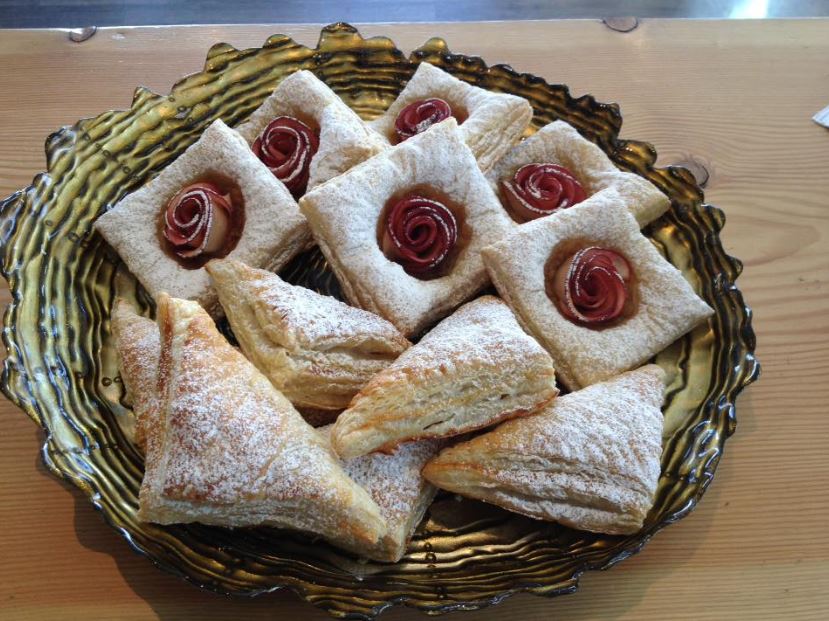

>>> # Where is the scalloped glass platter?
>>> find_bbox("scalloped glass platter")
[0,23,759,619]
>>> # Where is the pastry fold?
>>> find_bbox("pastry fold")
[111,299,160,452]
[206,258,410,418]
[423,365,666,535]
[139,294,387,551]
[331,296,558,459]
[320,426,440,562]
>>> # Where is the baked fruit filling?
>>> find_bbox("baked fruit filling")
[500,163,587,223]
[549,246,634,326]
[252,116,320,197]
[380,192,461,279]
[162,178,244,267]
[394,98,456,142]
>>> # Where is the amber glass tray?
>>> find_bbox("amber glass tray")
[0,23,759,619]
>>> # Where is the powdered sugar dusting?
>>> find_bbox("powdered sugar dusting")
[385,295,546,376]
[321,425,439,523]
[319,425,439,560]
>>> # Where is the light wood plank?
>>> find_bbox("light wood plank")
[0,19,827,621]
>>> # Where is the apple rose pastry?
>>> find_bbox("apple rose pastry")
[94,119,309,314]
[487,120,670,227]
[252,116,320,197]
[481,196,713,390]
[500,163,586,223]
[299,119,514,337]
[369,62,532,171]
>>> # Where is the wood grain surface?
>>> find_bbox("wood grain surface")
[1,19,827,621]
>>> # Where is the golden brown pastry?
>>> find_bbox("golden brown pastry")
[319,426,440,562]
[111,299,159,452]
[138,294,386,551]
[330,296,558,460]
[423,365,666,535]
[481,194,713,390]
[206,258,410,420]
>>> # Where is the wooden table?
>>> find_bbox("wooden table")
[1,19,827,621]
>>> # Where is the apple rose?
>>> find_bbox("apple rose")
[552,247,632,325]
[252,116,319,196]
[381,194,458,278]
[163,182,235,260]
[501,163,587,223]
[394,98,453,142]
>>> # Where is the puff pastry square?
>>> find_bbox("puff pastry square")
[487,120,670,227]
[330,296,558,459]
[206,258,410,419]
[235,70,388,191]
[139,294,387,551]
[481,194,713,390]
[320,426,440,562]
[423,365,665,535]
[369,62,532,172]
[95,119,310,314]
[111,299,159,452]
[299,119,516,336]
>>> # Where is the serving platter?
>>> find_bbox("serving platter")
[0,23,759,619]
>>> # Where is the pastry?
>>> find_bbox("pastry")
[369,62,532,171]
[487,120,670,227]
[320,426,440,562]
[139,293,387,551]
[235,70,388,194]
[206,258,410,419]
[299,118,515,336]
[111,299,159,452]
[423,365,666,535]
[330,296,558,460]
[481,193,713,390]
[95,119,310,315]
